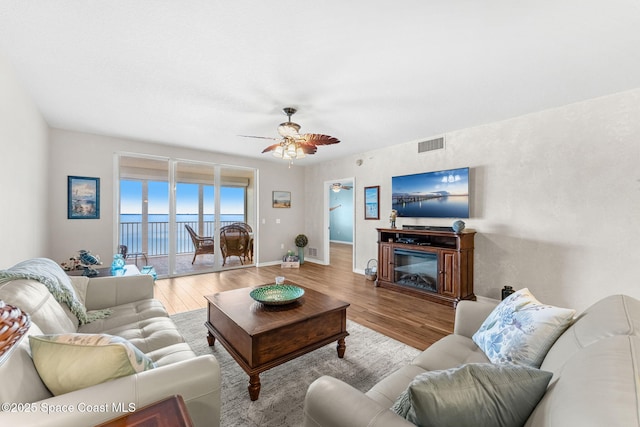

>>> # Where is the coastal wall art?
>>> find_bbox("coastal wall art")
[364,185,379,219]
[67,175,100,219]
[272,191,291,208]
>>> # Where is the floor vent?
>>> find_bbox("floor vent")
[418,137,445,153]
[308,247,318,257]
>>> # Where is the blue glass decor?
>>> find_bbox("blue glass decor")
[111,254,125,272]
[452,220,466,233]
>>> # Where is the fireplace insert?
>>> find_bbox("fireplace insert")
[393,248,438,293]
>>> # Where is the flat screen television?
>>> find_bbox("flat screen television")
[392,167,470,218]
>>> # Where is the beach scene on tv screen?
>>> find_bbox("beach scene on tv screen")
[392,168,469,218]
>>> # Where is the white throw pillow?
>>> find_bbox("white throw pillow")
[472,288,575,367]
[29,333,155,395]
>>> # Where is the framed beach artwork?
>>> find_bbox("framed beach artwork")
[364,186,380,220]
[272,191,291,208]
[68,176,100,219]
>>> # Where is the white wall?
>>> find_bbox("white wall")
[306,88,640,312]
[48,129,306,267]
[0,53,49,267]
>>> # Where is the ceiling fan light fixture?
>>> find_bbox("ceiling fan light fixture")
[272,145,284,158]
[332,183,342,192]
[295,146,306,159]
[277,122,301,138]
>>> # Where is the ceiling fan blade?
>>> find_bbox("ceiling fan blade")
[298,133,340,146]
[261,143,282,153]
[238,135,279,141]
[299,143,318,155]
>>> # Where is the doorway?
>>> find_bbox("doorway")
[324,177,355,270]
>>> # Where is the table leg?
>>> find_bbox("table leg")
[207,331,215,346]
[337,337,346,358]
[248,374,261,401]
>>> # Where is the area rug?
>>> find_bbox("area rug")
[171,308,420,427]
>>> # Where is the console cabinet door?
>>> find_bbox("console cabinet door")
[439,250,457,297]
[379,242,393,282]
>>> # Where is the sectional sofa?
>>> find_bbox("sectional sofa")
[304,292,640,427]
[0,258,220,426]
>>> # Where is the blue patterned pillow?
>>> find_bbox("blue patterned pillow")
[472,288,575,367]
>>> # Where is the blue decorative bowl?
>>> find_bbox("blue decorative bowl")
[250,284,305,305]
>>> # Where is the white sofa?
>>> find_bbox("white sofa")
[0,264,221,426]
[303,294,640,427]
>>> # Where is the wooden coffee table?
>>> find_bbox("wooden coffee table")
[204,282,350,400]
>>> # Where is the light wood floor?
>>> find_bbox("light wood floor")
[154,243,455,350]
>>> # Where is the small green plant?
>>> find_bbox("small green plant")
[295,234,308,248]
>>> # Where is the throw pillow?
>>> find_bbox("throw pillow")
[472,288,575,367]
[391,363,552,427]
[29,333,155,396]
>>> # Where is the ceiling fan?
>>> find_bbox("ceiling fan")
[331,183,353,192]
[240,107,340,164]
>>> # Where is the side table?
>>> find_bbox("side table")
[95,395,193,427]
[66,265,141,277]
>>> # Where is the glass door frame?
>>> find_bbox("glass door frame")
[115,153,257,278]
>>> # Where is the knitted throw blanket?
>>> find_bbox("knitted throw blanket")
[0,258,111,325]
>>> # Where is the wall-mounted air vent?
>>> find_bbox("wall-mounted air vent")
[418,137,445,153]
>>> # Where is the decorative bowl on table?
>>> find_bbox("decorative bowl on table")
[250,284,305,306]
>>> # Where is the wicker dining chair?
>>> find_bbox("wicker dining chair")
[185,224,215,264]
[220,224,250,266]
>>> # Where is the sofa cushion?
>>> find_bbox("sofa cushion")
[391,363,552,427]
[411,334,490,371]
[29,333,156,396]
[0,323,53,403]
[540,294,640,374]
[526,335,640,427]
[472,288,575,367]
[0,279,78,334]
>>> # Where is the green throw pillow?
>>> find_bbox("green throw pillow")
[29,333,156,396]
[391,363,552,427]
[472,288,576,368]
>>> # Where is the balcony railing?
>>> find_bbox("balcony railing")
[119,220,238,256]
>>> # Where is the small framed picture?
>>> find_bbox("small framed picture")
[364,186,380,220]
[272,191,291,208]
[68,176,100,219]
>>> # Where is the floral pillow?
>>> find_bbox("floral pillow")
[472,288,575,368]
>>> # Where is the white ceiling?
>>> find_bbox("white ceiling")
[2,1,640,164]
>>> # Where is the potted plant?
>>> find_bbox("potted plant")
[295,234,308,264]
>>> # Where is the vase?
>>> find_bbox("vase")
[111,254,125,271]
[298,247,305,265]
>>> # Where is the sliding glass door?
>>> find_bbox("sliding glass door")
[117,154,256,278]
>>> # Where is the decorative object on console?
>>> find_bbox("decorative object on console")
[295,234,308,264]
[389,209,398,228]
[392,167,469,218]
[0,300,31,366]
[472,288,575,368]
[240,107,340,166]
[452,219,466,233]
[364,186,380,220]
[67,175,100,219]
